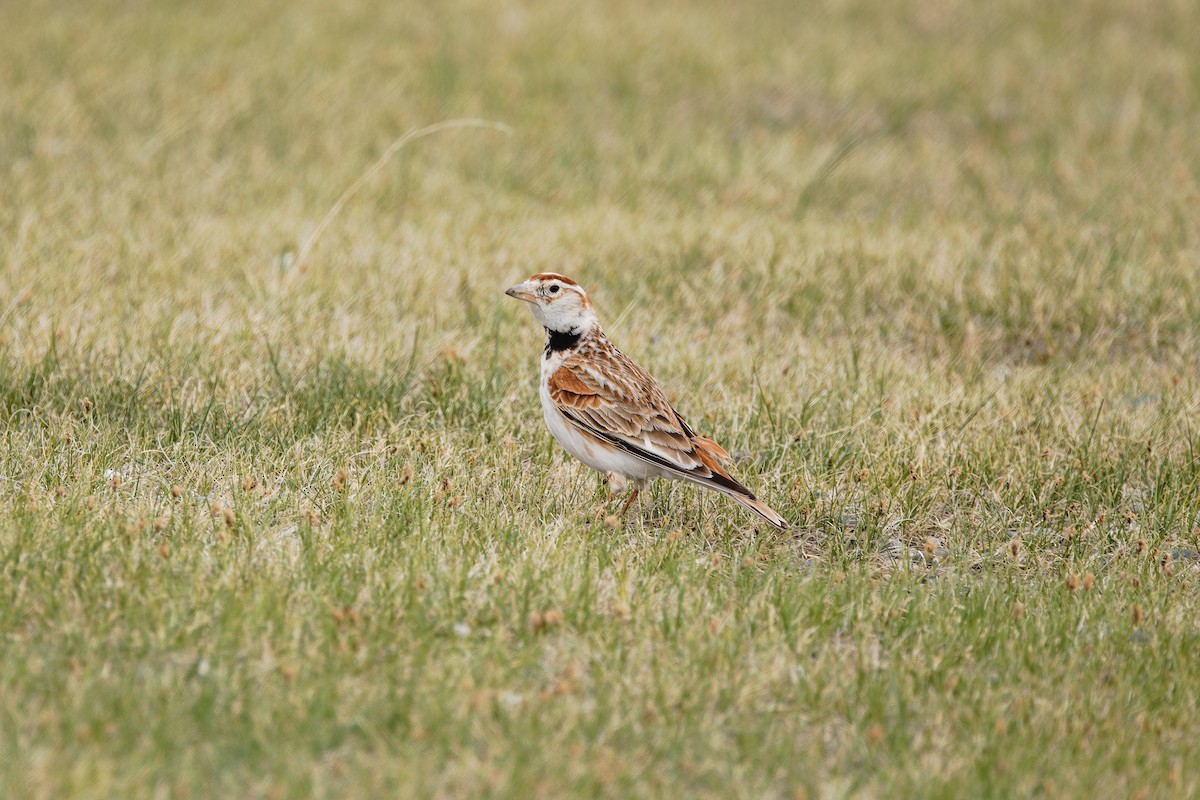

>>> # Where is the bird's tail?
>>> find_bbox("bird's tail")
[689,437,788,529]
[728,492,789,529]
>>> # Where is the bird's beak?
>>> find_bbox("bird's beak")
[505,282,537,303]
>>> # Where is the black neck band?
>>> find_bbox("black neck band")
[545,328,582,353]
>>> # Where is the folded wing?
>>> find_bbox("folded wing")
[547,355,772,510]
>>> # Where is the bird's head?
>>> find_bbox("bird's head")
[505,273,598,335]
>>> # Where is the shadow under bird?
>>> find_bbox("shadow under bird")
[505,272,787,529]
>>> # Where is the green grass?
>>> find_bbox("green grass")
[2,0,1200,796]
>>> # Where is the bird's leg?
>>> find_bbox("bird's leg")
[617,479,646,519]
[597,472,628,519]
[618,488,640,517]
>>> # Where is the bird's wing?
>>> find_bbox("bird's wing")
[547,349,747,494]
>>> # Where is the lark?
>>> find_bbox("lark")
[505,273,787,529]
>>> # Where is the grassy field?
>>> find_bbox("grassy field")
[2,0,1200,796]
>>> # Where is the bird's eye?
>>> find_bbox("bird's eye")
[548,285,560,294]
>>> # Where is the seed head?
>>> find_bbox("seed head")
[223,507,235,528]
[1082,572,1095,590]
[1012,602,1024,621]
[1131,604,1144,626]
[81,397,94,414]
[332,468,348,492]
[1066,573,1079,591]
[170,485,182,499]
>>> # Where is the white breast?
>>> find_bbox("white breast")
[539,353,658,481]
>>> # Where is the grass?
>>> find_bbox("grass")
[2,0,1199,796]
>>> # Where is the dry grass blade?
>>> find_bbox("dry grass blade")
[289,118,513,280]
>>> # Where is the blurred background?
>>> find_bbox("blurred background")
[3,0,1197,371]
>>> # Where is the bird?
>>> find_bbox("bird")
[505,272,787,529]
